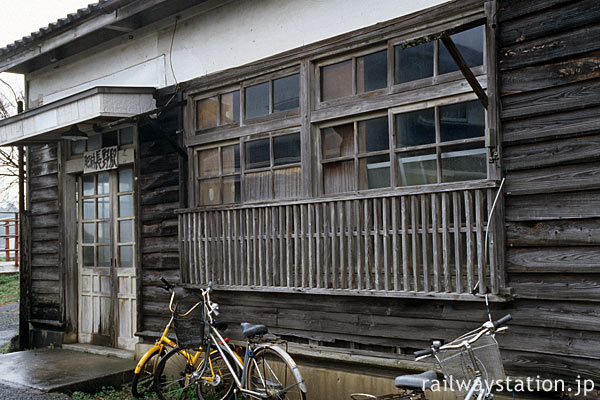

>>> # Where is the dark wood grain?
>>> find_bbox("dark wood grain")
[507,219,600,246]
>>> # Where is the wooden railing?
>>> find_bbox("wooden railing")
[0,212,19,267]
[179,182,503,299]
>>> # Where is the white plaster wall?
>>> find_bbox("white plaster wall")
[27,0,448,106]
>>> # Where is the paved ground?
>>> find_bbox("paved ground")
[0,301,18,350]
[0,382,71,400]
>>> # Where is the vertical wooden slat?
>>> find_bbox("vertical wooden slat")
[391,197,400,292]
[330,202,338,289]
[227,210,233,285]
[464,191,475,293]
[301,204,308,288]
[421,195,430,292]
[410,196,419,292]
[441,193,451,292]
[475,190,485,295]
[401,196,410,291]
[487,188,498,294]
[294,205,301,288]
[355,199,363,290]
[346,201,353,290]
[252,208,258,286]
[323,203,330,289]
[265,207,271,287]
[186,213,193,284]
[382,197,390,291]
[244,209,250,286]
[180,214,187,283]
[233,210,239,286]
[193,212,199,285]
[373,198,381,291]
[338,201,346,289]
[431,194,441,292]
[364,199,372,290]
[316,202,322,289]
[452,191,463,294]
[272,206,278,287]
[279,206,284,287]
[286,205,292,287]
[308,203,315,289]
[257,208,264,286]
[221,211,227,285]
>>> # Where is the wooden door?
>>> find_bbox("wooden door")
[77,167,137,350]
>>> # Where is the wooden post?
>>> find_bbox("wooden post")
[4,220,9,262]
[18,145,30,350]
[14,212,19,267]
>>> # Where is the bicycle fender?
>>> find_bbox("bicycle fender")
[134,346,161,374]
[253,343,307,393]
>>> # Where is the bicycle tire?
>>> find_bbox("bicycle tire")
[196,349,238,400]
[245,346,306,400]
[132,346,165,398]
[154,346,204,400]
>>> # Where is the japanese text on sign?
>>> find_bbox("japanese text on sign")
[84,146,118,173]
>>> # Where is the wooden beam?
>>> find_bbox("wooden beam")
[441,36,488,109]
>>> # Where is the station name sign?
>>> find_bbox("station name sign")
[84,146,118,173]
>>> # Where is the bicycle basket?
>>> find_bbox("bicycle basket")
[174,294,204,349]
[434,333,505,397]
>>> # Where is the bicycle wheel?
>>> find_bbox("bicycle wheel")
[132,346,165,398]
[154,346,203,400]
[196,350,238,400]
[246,346,306,400]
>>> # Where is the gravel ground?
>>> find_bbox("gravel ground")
[0,301,19,349]
[0,382,71,400]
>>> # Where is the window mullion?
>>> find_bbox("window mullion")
[435,106,442,184]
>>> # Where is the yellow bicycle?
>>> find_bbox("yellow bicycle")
[131,277,239,399]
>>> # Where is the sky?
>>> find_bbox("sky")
[0,1,91,206]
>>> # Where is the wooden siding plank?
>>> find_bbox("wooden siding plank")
[452,192,463,294]
[391,197,400,292]
[464,191,475,293]
[506,218,600,246]
[506,191,600,221]
[507,248,600,273]
[441,192,451,292]
[505,163,600,196]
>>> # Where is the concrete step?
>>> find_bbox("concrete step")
[62,343,135,359]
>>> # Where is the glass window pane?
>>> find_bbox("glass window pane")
[321,123,354,159]
[222,145,240,175]
[441,143,487,182]
[274,133,301,166]
[199,179,221,205]
[245,139,271,170]
[119,194,133,218]
[83,222,95,243]
[119,127,134,145]
[357,50,388,93]
[274,167,301,200]
[97,172,110,195]
[98,221,110,243]
[98,246,111,267]
[119,220,134,243]
[358,117,389,153]
[71,140,85,156]
[273,74,300,112]
[120,246,133,268]
[199,148,220,178]
[119,169,133,192]
[439,26,484,75]
[395,108,436,148]
[397,149,437,186]
[321,60,352,101]
[83,199,95,220]
[440,101,485,142]
[87,134,101,151]
[245,171,271,202]
[245,82,270,119]
[197,97,218,130]
[323,160,355,194]
[223,175,241,204]
[103,130,118,147]
[97,198,110,219]
[395,41,434,84]
[359,155,390,190]
[220,91,240,125]
[83,175,95,196]
[83,246,94,267]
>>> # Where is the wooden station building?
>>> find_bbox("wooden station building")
[0,0,598,395]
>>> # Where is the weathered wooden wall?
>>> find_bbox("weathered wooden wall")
[137,91,185,334]
[499,0,600,381]
[28,143,64,346]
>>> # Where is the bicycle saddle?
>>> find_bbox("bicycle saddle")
[240,322,268,338]
[394,370,437,390]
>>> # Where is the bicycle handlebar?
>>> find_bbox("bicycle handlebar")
[414,348,435,357]
[160,276,175,291]
[493,314,512,329]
